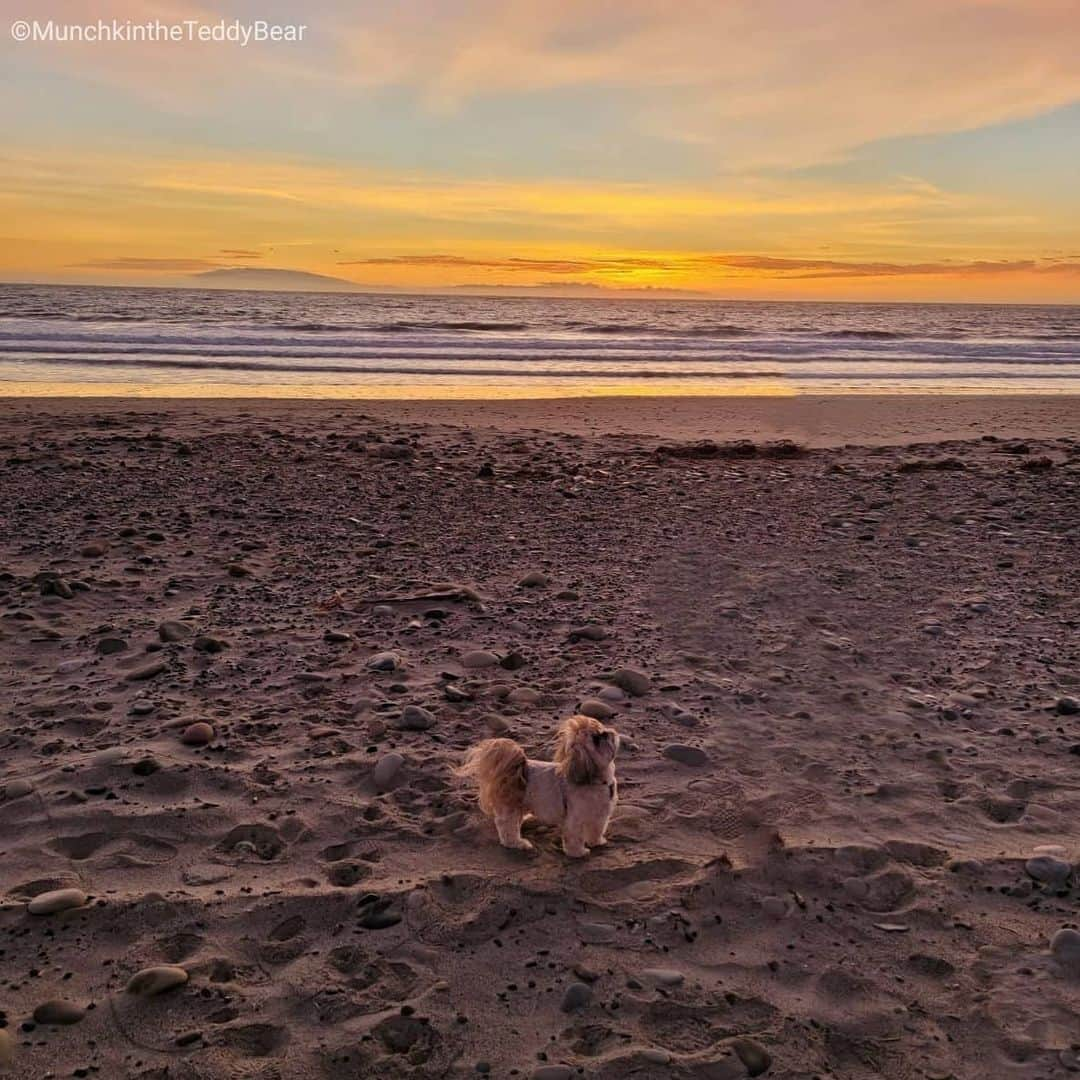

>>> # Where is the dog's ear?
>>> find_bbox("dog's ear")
[555,717,598,784]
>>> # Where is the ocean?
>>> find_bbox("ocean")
[1,283,1078,396]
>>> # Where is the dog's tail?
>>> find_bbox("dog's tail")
[456,738,527,816]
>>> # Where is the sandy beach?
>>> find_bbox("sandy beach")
[2,392,1079,1080]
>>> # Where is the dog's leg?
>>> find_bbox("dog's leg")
[562,812,590,858]
[584,816,609,847]
[494,810,533,851]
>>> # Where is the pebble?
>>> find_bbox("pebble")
[368,651,402,672]
[3,778,33,800]
[507,687,542,705]
[80,542,107,558]
[641,1049,672,1065]
[372,752,405,791]
[1025,855,1072,888]
[28,888,87,915]
[126,965,189,995]
[569,624,608,642]
[324,629,352,643]
[397,705,436,731]
[193,635,228,653]
[1056,696,1080,716]
[597,686,628,703]
[578,921,616,944]
[578,698,616,720]
[180,722,215,746]
[226,563,250,578]
[732,1038,773,1077]
[560,982,592,1012]
[663,744,709,767]
[130,700,155,716]
[518,571,550,588]
[96,637,128,655]
[641,968,685,986]
[158,620,192,642]
[125,661,166,681]
[33,1000,86,1025]
[1050,928,1080,975]
[462,650,500,669]
[612,667,651,696]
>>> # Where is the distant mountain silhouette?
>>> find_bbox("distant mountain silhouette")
[191,268,364,292]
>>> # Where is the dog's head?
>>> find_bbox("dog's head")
[554,714,619,785]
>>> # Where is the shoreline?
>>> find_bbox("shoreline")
[3,391,1078,448]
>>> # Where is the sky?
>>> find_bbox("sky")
[2,0,1079,301]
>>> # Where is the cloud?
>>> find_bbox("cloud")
[344,0,1080,167]
[337,251,1051,280]
[70,256,226,271]
[219,248,262,259]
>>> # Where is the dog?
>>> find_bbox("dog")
[457,715,619,857]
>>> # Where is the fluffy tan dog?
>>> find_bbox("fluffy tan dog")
[457,715,619,857]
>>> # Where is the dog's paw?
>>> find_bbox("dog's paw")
[563,844,590,859]
[505,839,534,852]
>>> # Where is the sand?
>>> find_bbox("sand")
[1,393,1079,1079]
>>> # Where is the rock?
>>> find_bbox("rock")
[3,778,33,800]
[507,687,542,705]
[1026,855,1072,888]
[125,661,166,681]
[226,563,250,578]
[80,542,107,557]
[532,1068,573,1080]
[180,722,215,746]
[193,635,228,654]
[1050,928,1080,975]
[1056,696,1080,716]
[324,629,352,643]
[612,667,651,696]
[663,744,709,767]
[33,1000,85,1025]
[560,982,592,1012]
[28,888,87,915]
[518,571,550,588]
[397,705,435,731]
[569,624,608,642]
[96,637,128,655]
[372,753,405,791]
[130,700,155,715]
[578,921,616,944]
[126,965,189,995]
[641,968,685,986]
[368,651,402,672]
[462,650,499,669]
[371,442,414,460]
[732,1038,772,1076]
[578,698,616,720]
[499,651,527,671]
[158,620,192,642]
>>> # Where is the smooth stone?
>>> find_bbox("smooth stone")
[28,888,87,915]
[462,650,500,669]
[126,965,189,995]
[180,722,214,746]
[33,1000,86,1025]
[507,687,542,705]
[560,982,592,1012]
[96,637,128,655]
[641,968,685,986]
[578,921,616,944]
[193,635,228,653]
[663,744,710,767]
[612,667,651,696]
[570,624,607,642]
[532,1068,573,1080]
[158,620,192,642]
[368,651,402,672]
[641,1049,672,1064]
[397,705,435,731]
[578,698,616,720]
[518,571,550,588]
[597,686,627,703]
[125,661,166,682]
[130,700,155,715]
[1056,696,1080,716]
[372,752,405,791]
[93,747,125,765]
[3,778,33,800]
[80,542,107,558]
[1026,855,1072,888]
[732,1038,773,1077]
[1050,928,1080,975]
